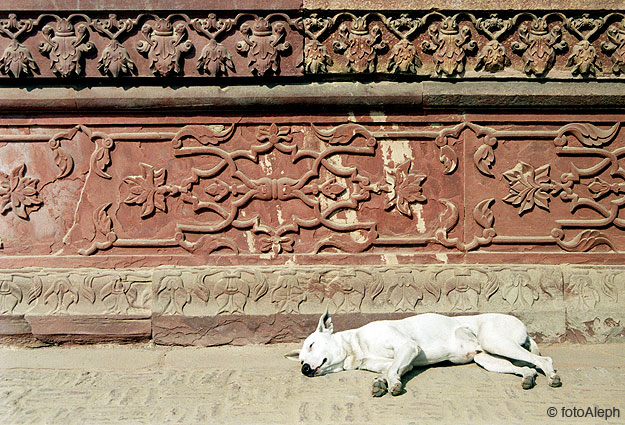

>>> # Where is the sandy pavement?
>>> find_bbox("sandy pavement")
[1,342,624,424]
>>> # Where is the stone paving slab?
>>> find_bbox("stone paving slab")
[0,343,624,424]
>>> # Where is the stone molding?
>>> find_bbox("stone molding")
[1,10,625,80]
[0,265,623,344]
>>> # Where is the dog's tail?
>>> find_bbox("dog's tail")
[524,337,541,355]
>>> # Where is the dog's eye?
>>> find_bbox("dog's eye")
[308,342,314,352]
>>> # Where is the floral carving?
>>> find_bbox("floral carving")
[601,19,625,75]
[474,14,513,73]
[303,14,333,74]
[92,15,136,77]
[271,271,306,313]
[43,277,79,313]
[333,16,388,73]
[387,271,423,312]
[236,16,291,76]
[101,277,139,314]
[191,14,235,77]
[213,272,251,314]
[503,162,553,215]
[39,18,95,77]
[512,16,568,77]
[0,278,22,314]
[155,275,190,315]
[422,16,477,76]
[502,272,539,308]
[137,19,192,76]
[320,270,366,313]
[445,271,481,311]
[0,164,42,220]
[385,14,423,73]
[567,40,602,77]
[124,163,176,218]
[0,14,37,77]
[385,160,426,218]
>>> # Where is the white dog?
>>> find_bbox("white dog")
[287,311,562,396]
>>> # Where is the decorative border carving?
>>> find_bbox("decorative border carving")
[1,11,625,79]
[1,265,623,343]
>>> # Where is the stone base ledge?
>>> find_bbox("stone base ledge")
[0,264,623,345]
[2,82,625,112]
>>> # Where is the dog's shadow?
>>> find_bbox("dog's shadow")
[396,362,458,396]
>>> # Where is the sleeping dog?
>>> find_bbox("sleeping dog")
[286,311,562,396]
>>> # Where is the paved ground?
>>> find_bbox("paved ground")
[0,341,624,425]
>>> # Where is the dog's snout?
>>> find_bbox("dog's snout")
[301,363,314,377]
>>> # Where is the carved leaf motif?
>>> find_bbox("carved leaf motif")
[311,123,376,146]
[94,203,113,237]
[601,273,617,302]
[438,199,459,233]
[252,272,268,301]
[368,273,384,302]
[473,198,495,229]
[52,146,74,179]
[473,144,495,177]
[172,124,235,148]
[424,278,441,302]
[98,40,136,77]
[439,145,457,174]
[0,40,38,77]
[28,277,43,304]
[80,276,97,304]
[556,229,616,252]
[193,273,212,303]
[483,274,499,301]
[557,122,620,147]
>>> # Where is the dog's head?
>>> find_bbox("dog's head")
[285,310,344,377]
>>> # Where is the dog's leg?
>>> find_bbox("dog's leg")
[383,345,420,396]
[474,352,538,389]
[480,339,562,388]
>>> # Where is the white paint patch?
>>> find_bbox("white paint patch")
[244,232,256,253]
[436,253,449,264]
[260,155,273,176]
[347,112,356,123]
[370,111,387,123]
[380,140,413,168]
[277,208,284,225]
[384,254,399,265]
[411,204,426,233]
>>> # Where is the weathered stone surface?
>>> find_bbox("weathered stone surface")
[27,315,151,342]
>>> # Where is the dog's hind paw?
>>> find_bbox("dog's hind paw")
[390,381,403,396]
[521,374,536,390]
[372,377,388,397]
[548,374,562,388]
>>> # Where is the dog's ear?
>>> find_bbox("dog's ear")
[317,308,334,334]
[284,350,300,361]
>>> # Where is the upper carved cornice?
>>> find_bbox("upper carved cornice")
[1,9,625,80]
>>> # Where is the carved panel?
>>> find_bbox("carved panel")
[1,11,625,80]
[3,115,625,266]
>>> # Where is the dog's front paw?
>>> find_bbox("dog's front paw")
[390,381,403,396]
[548,374,562,388]
[372,377,388,397]
[521,374,536,390]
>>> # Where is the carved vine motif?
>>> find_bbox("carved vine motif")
[39,16,95,77]
[501,122,623,252]
[511,15,568,77]
[422,16,477,77]
[0,14,37,77]
[136,17,192,76]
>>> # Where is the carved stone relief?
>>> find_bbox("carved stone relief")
[1,10,625,79]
